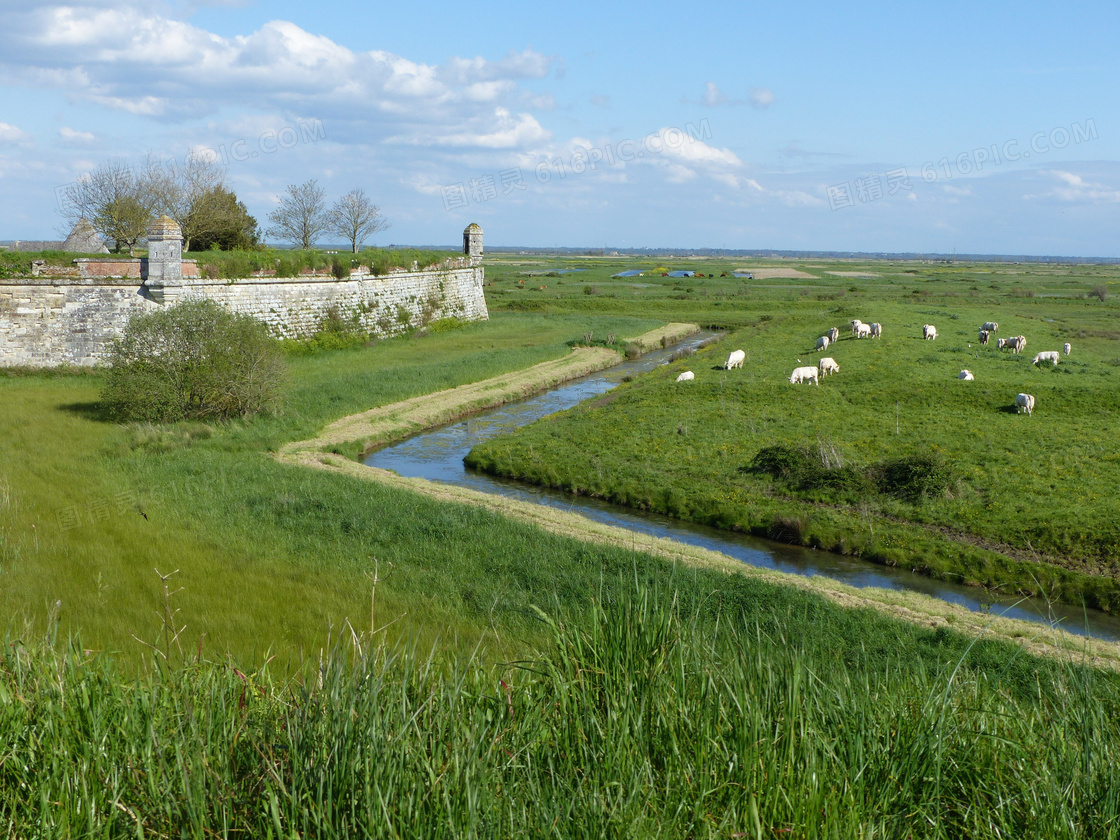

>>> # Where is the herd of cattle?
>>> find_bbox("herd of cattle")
[674,318,1072,415]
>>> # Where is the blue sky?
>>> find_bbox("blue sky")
[1,0,1118,255]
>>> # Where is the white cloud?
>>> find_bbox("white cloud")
[58,126,96,143]
[663,163,696,184]
[0,4,558,148]
[1046,169,1120,203]
[656,130,742,170]
[748,87,775,109]
[702,82,728,107]
[403,108,552,149]
[0,123,31,145]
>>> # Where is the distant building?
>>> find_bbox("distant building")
[9,218,108,253]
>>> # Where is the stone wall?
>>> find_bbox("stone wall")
[0,266,487,367]
[75,258,201,280]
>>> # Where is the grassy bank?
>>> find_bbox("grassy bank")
[0,313,665,664]
[466,259,1120,611]
[5,579,1120,837]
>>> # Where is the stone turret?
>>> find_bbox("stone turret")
[144,215,183,302]
[463,222,483,265]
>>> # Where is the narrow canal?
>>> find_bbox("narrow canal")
[366,333,1120,641]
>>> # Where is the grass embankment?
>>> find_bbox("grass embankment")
[7,579,1120,836]
[467,258,1120,611]
[283,321,699,458]
[1,313,667,664]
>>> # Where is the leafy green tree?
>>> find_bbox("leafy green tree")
[140,154,227,251]
[187,186,261,251]
[63,158,154,254]
[103,299,285,422]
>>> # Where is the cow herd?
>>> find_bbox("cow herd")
[674,317,1073,417]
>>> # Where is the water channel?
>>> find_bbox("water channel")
[365,333,1120,642]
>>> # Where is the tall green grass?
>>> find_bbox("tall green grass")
[3,579,1119,837]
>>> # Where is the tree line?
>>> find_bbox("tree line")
[60,158,388,255]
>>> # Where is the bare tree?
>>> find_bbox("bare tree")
[267,179,328,249]
[139,154,227,251]
[61,158,154,254]
[327,188,390,253]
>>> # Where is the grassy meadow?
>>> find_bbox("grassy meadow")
[468,255,1120,610]
[3,252,1120,834]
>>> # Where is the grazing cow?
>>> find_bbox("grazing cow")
[997,337,1012,350]
[789,366,819,385]
[815,335,831,352]
[850,319,863,336]
[982,321,999,333]
[870,322,882,339]
[818,357,840,376]
[856,323,872,339]
[1016,393,1035,416]
[958,370,974,380]
[923,324,937,340]
[1064,342,1072,356]
[979,329,990,345]
[1033,351,1060,366]
[725,349,746,370]
[676,370,695,382]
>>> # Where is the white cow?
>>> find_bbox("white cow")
[1033,351,1059,366]
[923,324,937,340]
[725,349,745,369]
[1013,335,1026,354]
[827,327,840,344]
[818,357,840,376]
[1064,342,1072,356]
[870,322,882,339]
[958,370,974,380]
[815,335,831,352]
[789,366,819,385]
[850,319,863,336]
[856,323,872,339]
[1016,393,1035,416]
[978,329,990,345]
[982,321,999,333]
[676,370,695,382]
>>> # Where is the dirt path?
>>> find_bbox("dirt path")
[278,324,1120,670]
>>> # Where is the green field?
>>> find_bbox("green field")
[468,255,1120,610]
[3,253,1120,834]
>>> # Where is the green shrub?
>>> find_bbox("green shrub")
[747,445,817,482]
[873,454,953,502]
[102,299,285,422]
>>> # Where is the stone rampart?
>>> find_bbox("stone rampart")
[1,221,488,368]
[0,266,487,368]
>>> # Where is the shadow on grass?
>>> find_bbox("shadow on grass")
[59,400,115,423]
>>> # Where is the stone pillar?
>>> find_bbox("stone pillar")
[463,222,483,265]
[144,215,183,303]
